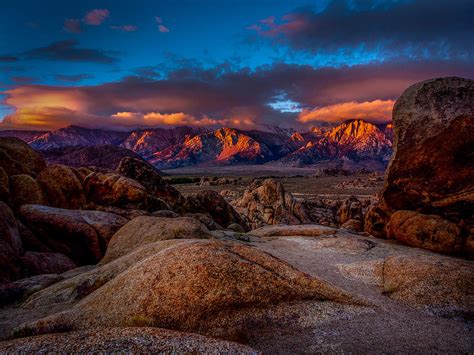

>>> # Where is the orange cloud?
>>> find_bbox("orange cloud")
[298,100,394,124]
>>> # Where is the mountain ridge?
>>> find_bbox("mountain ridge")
[1,119,393,170]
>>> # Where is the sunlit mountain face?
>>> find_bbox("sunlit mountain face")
[0,0,473,132]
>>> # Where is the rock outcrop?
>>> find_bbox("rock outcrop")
[0,327,258,353]
[16,240,355,341]
[0,137,46,177]
[20,252,76,277]
[387,210,462,255]
[9,174,46,209]
[36,164,86,209]
[0,202,22,283]
[117,157,185,209]
[101,216,211,263]
[186,190,249,231]
[365,77,474,256]
[19,205,128,265]
[234,179,311,228]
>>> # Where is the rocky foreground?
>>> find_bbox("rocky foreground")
[0,77,473,353]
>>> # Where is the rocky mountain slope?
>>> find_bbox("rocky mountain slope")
[0,120,393,170]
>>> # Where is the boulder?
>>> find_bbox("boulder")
[19,204,128,265]
[364,201,392,238]
[251,224,336,238]
[0,137,46,177]
[338,196,363,225]
[384,77,473,216]
[340,219,363,233]
[152,210,179,218]
[0,328,257,353]
[20,251,77,277]
[0,202,22,283]
[187,190,249,230]
[0,167,9,202]
[37,165,86,209]
[9,174,46,209]
[387,210,463,255]
[83,172,148,210]
[367,77,474,256]
[0,274,63,306]
[117,157,185,209]
[382,253,474,319]
[16,240,356,340]
[234,179,311,228]
[101,216,211,263]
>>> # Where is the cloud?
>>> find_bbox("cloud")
[158,25,170,33]
[10,76,37,84]
[133,66,161,78]
[55,74,93,83]
[298,100,394,124]
[23,39,117,63]
[110,25,137,32]
[155,16,170,32]
[248,0,474,59]
[2,58,473,130]
[0,56,19,62]
[63,19,82,33]
[83,9,109,26]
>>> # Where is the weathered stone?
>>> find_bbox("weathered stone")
[9,174,46,209]
[251,224,336,238]
[83,172,148,210]
[20,251,77,277]
[384,77,473,221]
[152,209,179,218]
[0,137,46,177]
[0,274,63,306]
[387,210,463,255]
[117,157,185,209]
[235,179,311,228]
[338,196,363,225]
[37,165,86,209]
[0,202,22,283]
[364,201,392,238]
[19,204,127,265]
[101,216,211,263]
[17,240,356,340]
[0,328,258,353]
[0,167,9,202]
[186,190,248,230]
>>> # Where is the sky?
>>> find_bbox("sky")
[0,0,473,131]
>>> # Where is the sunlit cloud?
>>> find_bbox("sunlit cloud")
[158,25,170,33]
[83,9,110,26]
[298,100,394,124]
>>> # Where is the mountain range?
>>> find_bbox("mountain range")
[0,119,393,170]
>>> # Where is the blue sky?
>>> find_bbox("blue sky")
[1,0,473,130]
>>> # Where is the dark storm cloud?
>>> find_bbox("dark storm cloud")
[0,56,19,62]
[248,0,474,59]
[3,58,474,129]
[23,40,117,63]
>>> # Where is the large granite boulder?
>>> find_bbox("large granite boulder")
[0,328,257,353]
[387,210,463,255]
[0,168,9,202]
[117,157,185,209]
[186,190,249,231]
[20,251,77,277]
[37,164,86,209]
[366,77,474,256]
[0,202,22,283]
[101,216,211,263]
[0,137,46,177]
[15,240,356,341]
[9,174,47,209]
[385,77,473,216]
[234,179,311,229]
[19,204,128,265]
